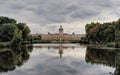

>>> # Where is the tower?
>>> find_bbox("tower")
[59,25,63,42]
[59,25,63,33]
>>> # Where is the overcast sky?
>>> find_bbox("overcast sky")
[0,0,120,34]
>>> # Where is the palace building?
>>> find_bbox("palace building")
[31,25,85,42]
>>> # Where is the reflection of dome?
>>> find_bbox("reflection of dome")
[58,45,63,58]
[59,25,63,33]
[59,49,63,58]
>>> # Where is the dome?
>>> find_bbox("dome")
[59,25,63,32]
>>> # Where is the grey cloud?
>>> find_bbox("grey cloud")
[0,1,6,5]
[32,8,45,15]
[46,15,66,23]
[66,5,79,11]
[0,0,113,22]
[8,4,26,10]
[0,0,119,33]
[71,9,100,19]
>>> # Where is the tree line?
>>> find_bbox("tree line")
[81,19,120,47]
[0,16,31,47]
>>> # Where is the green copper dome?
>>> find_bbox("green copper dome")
[59,25,63,30]
[59,25,63,32]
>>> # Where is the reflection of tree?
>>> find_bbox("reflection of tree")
[0,50,16,72]
[85,47,120,75]
[0,44,33,73]
[114,50,120,75]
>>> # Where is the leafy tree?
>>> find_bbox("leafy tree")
[22,26,30,41]
[115,30,120,41]
[85,18,120,45]
[0,16,31,47]
[16,23,26,31]
[16,23,31,41]
[0,23,18,42]
[0,16,16,26]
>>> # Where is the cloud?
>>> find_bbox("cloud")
[0,0,119,34]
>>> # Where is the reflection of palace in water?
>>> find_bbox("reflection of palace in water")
[85,47,120,75]
[34,44,77,58]
[57,44,75,58]
[55,44,75,58]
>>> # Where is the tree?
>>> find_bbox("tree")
[85,19,120,44]
[0,16,31,47]
[0,23,18,42]
[115,30,120,41]
[16,23,26,31]
[0,16,16,26]
[22,26,31,41]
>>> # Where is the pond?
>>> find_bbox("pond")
[0,44,119,75]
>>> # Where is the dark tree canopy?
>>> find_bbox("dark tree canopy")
[0,23,18,42]
[0,16,31,47]
[0,16,16,26]
[85,18,120,44]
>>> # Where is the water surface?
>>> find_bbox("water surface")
[0,44,117,75]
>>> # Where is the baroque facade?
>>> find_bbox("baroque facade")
[31,25,85,42]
